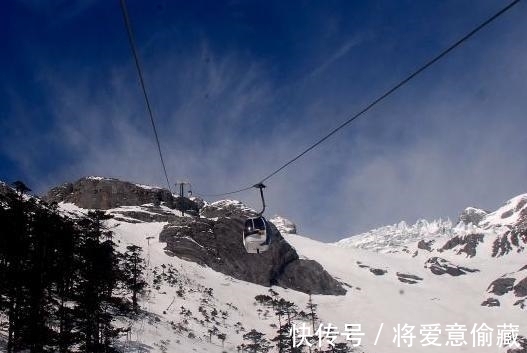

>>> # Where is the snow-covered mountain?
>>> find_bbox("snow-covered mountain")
[336,194,527,260]
[3,177,526,353]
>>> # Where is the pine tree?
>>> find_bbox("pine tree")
[0,185,136,352]
[306,293,318,332]
[74,211,121,353]
[121,245,147,313]
[273,299,301,353]
[0,186,33,352]
[272,323,302,353]
[217,332,227,347]
[0,185,79,352]
[242,329,271,353]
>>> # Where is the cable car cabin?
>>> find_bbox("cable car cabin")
[243,216,271,254]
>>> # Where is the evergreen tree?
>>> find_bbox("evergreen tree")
[272,322,303,353]
[74,211,122,353]
[271,298,299,353]
[0,185,79,352]
[306,293,318,332]
[121,245,147,313]
[0,187,34,352]
[217,332,227,347]
[242,329,271,353]
[0,184,136,352]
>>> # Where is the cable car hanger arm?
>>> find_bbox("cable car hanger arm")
[253,183,266,217]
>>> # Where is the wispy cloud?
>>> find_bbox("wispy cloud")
[308,35,366,79]
[2,4,527,242]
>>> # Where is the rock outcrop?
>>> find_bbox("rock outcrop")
[199,200,257,219]
[487,277,516,296]
[481,298,500,307]
[439,233,485,257]
[397,273,423,284]
[160,208,345,296]
[270,216,297,234]
[44,177,199,214]
[458,207,487,225]
[424,257,479,276]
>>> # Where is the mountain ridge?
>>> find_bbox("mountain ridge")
[40,176,345,296]
[1,178,526,352]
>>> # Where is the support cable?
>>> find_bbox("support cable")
[119,0,172,192]
[197,0,521,198]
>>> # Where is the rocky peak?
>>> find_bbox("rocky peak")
[162,197,345,295]
[458,207,487,226]
[43,176,199,214]
[159,215,345,295]
[269,215,297,234]
[199,199,257,219]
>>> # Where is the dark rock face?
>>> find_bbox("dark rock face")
[44,177,199,214]
[417,239,435,252]
[502,209,515,219]
[369,268,387,276]
[424,257,479,276]
[481,298,500,307]
[507,336,527,353]
[159,216,345,296]
[492,234,515,257]
[487,277,515,296]
[459,207,487,225]
[439,233,484,257]
[189,196,206,210]
[514,277,527,297]
[112,209,181,223]
[397,273,423,284]
[354,262,387,277]
[514,299,526,309]
[277,259,346,295]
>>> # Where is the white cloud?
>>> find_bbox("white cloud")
[3,11,527,243]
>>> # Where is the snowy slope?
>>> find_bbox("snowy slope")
[53,192,527,353]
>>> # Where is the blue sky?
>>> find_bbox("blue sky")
[1,0,526,241]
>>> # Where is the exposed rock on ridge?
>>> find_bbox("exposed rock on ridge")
[160,209,345,296]
[44,177,199,214]
[270,216,297,234]
[458,207,487,225]
[43,177,345,295]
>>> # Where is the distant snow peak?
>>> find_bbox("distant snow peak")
[270,215,297,234]
[336,193,527,260]
[481,193,527,228]
[458,206,487,225]
[335,218,453,252]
